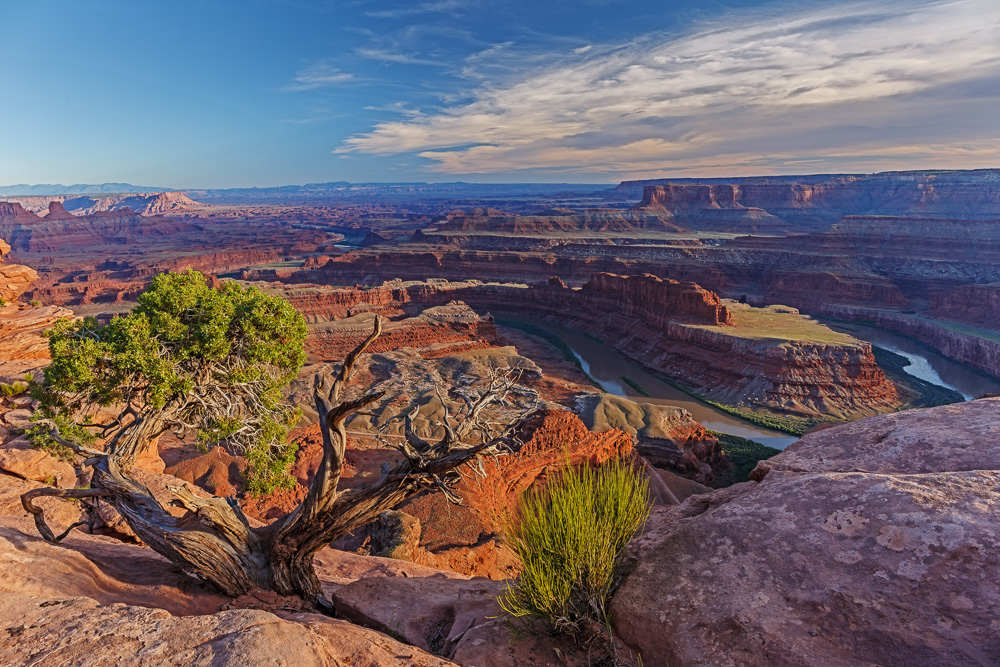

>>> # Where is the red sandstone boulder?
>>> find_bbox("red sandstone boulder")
[611,398,1000,666]
[164,446,246,497]
[0,437,76,488]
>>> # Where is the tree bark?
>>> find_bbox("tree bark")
[24,315,530,605]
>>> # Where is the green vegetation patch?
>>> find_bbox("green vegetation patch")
[498,457,650,641]
[36,269,308,495]
[711,430,782,487]
[693,302,858,346]
[703,401,817,435]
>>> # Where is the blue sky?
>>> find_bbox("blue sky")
[1,0,998,188]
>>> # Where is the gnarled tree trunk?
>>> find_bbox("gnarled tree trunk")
[23,316,532,605]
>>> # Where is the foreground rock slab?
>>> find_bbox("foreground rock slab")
[612,398,1000,666]
[0,592,455,667]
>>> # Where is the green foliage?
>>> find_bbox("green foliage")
[29,300,41,307]
[701,400,815,435]
[498,457,651,639]
[710,430,781,487]
[240,408,302,496]
[27,411,96,462]
[23,373,33,383]
[0,381,29,398]
[40,269,309,494]
[0,297,6,307]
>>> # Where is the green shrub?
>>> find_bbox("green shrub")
[498,456,651,639]
[0,381,29,398]
[29,300,41,307]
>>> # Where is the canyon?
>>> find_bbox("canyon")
[2,168,999,665]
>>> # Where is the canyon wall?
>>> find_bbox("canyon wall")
[268,275,897,418]
[0,202,342,306]
[0,202,187,254]
[928,283,1000,330]
[632,169,1000,232]
[2,191,202,216]
[871,313,1000,382]
[473,282,895,418]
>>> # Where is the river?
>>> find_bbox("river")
[510,320,801,450]
[510,319,1000,452]
[822,320,1000,401]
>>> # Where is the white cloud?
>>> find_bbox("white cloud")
[286,61,354,91]
[338,0,1000,176]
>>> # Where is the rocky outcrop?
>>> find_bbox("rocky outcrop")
[573,272,732,325]
[612,398,1000,666]
[0,515,468,666]
[0,236,38,302]
[576,394,723,485]
[0,437,76,488]
[459,281,896,417]
[0,239,73,381]
[271,276,897,418]
[304,303,499,362]
[43,200,75,220]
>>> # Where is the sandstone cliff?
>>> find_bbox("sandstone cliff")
[632,169,1000,233]
[265,275,897,418]
[928,283,1000,330]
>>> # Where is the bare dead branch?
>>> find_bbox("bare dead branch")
[21,487,110,544]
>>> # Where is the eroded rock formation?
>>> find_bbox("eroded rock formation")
[612,397,1000,666]
[0,236,37,302]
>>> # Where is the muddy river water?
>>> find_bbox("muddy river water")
[514,319,1000,451]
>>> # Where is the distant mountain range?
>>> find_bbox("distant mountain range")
[186,181,613,204]
[0,183,171,196]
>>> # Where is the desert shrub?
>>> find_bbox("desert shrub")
[498,456,651,639]
[1,381,29,397]
[30,300,41,307]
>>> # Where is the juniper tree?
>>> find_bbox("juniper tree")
[22,269,532,606]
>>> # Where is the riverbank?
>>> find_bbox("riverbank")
[497,319,800,449]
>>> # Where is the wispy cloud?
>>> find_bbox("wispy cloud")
[285,61,354,91]
[355,47,443,66]
[365,0,476,19]
[338,0,1000,177]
